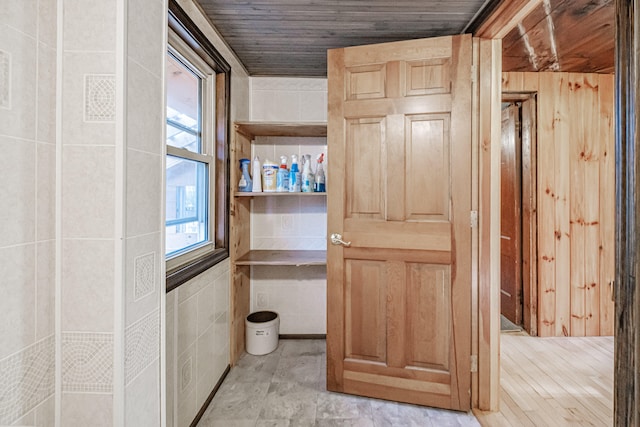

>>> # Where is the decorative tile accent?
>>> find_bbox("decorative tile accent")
[125,309,159,385]
[0,50,11,109]
[62,332,113,393]
[134,252,155,301]
[84,74,116,122]
[0,336,55,425]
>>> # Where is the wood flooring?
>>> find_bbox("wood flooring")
[474,332,613,427]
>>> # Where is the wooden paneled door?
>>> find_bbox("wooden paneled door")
[326,34,472,411]
[500,103,522,325]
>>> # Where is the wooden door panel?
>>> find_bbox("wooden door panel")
[346,64,387,100]
[405,114,451,220]
[345,260,387,362]
[405,263,451,371]
[328,34,472,412]
[404,59,451,96]
[346,118,385,218]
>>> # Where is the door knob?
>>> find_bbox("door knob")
[330,233,351,247]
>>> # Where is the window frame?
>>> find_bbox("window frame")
[166,0,231,292]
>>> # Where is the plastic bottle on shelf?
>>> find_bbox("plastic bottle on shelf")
[288,154,301,192]
[262,159,278,192]
[251,156,262,192]
[238,158,252,192]
[301,154,315,192]
[276,155,289,192]
[314,153,326,192]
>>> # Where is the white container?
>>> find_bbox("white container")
[245,311,279,355]
[262,160,278,192]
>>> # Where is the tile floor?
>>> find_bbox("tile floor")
[197,339,481,427]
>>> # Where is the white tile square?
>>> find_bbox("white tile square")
[177,294,198,353]
[126,232,161,327]
[196,283,215,338]
[0,136,36,247]
[61,239,114,332]
[0,0,37,38]
[0,244,36,360]
[127,0,164,76]
[62,0,116,52]
[126,149,162,236]
[36,141,55,241]
[126,60,163,154]
[0,28,37,140]
[61,145,115,239]
[125,359,160,427]
[61,392,113,427]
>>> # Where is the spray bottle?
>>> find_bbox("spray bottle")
[276,155,289,192]
[301,154,315,192]
[238,158,252,192]
[314,153,326,192]
[288,154,301,192]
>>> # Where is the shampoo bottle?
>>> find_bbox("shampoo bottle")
[314,153,326,192]
[301,154,314,192]
[251,156,262,192]
[276,155,289,192]
[288,154,301,192]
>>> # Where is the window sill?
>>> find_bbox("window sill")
[166,248,229,292]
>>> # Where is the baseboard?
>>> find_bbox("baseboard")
[279,334,326,339]
[189,364,230,427]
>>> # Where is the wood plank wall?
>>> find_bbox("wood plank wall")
[502,72,615,337]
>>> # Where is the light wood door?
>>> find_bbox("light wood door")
[500,103,522,325]
[327,34,472,411]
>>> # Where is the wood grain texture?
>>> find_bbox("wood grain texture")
[234,250,326,266]
[502,71,615,338]
[499,0,614,74]
[614,2,639,425]
[476,37,502,412]
[474,334,613,427]
[327,34,473,412]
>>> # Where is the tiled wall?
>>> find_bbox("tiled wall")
[249,77,328,335]
[166,260,230,427]
[124,0,165,425]
[59,0,118,424]
[0,0,57,424]
[166,2,249,427]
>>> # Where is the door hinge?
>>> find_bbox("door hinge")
[470,355,478,373]
[470,210,478,228]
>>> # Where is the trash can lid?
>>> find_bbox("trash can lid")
[247,311,278,323]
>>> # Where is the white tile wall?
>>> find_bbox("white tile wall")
[250,77,327,122]
[248,77,329,335]
[167,259,230,427]
[0,1,57,425]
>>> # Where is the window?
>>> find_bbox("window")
[166,0,230,291]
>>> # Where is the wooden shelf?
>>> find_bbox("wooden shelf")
[235,192,326,197]
[235,250,326,266]
[234,122,327,138]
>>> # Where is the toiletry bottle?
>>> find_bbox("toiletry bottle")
[276,155,289,192]
[251,156,262,192]
[238,158,252,192]
[288,154,301,192]
[301,154,314,192]
[314,153,326,192]
[262,159,278,192]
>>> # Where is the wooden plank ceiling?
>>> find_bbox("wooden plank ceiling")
[195,0,614,76]
[501,0,614,73]
[195,0,491,76]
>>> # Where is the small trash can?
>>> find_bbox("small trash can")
[245,311,279,355]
